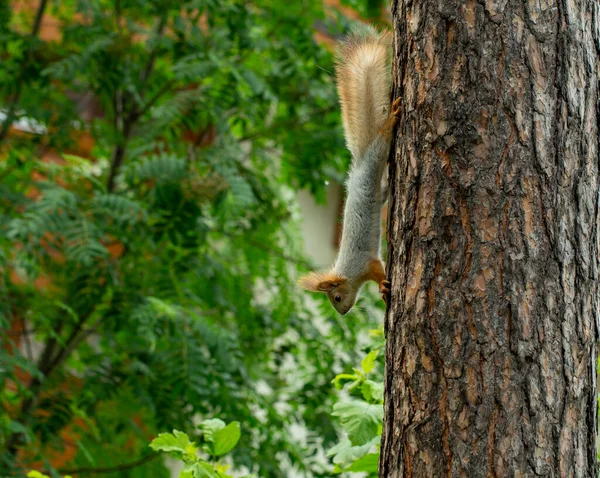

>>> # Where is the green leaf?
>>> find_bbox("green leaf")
[199,418,226,442]
[362,380,384,403]
[26,472,49,478]
[149,430,197,458]
[332,401,383,446]
[212,421,241,456]
[345,453,380,472]
[184,462,220,478]
[327,437,377,468]
[147,297,178,319]
[361,350,378,374]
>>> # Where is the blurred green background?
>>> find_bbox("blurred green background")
[0,1,389,476]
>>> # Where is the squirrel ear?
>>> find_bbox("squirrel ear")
[298,272,328,292]
[317,281,338,292]
[298,272,344,292]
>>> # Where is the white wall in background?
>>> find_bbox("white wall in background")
[296,183,342,268]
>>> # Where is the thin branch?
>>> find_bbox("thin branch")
[0,0,49,143]
[106,14,169,192]
[132,79,175,121]
[30,0,48,35]
[44,316,102,373]
[2,306,100,460]
[138,16,168,97]
[57,453,159,475]
[36,320,64,376]
[106,126,130,192]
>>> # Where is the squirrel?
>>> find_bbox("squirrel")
[298,27,400,315]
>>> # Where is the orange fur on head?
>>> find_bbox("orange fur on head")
[297,271,346,292]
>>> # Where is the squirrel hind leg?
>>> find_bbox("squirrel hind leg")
[368,259,389,290]
[379,97,402,141]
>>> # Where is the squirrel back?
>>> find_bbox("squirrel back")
[336,27,392,161]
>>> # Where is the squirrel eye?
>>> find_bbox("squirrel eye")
[335,295,341,303]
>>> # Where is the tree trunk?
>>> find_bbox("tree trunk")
[381,1,599,476]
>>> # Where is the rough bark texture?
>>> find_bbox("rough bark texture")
[381,0,599,476]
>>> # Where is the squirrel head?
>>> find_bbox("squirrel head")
[297,271,357,315]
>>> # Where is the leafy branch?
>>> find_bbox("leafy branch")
[106,15,170,192]
[2,297,110,462]
[150,420,250,478]
[0,0,49,143]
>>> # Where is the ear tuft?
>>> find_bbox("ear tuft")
[297,271,328,292]
[298,271,346,293]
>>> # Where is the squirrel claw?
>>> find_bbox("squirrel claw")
[379,280,391,304]
[388,98,401,129]
[379,280,391,293]
[391,98,402,117]
[381,99,402,139]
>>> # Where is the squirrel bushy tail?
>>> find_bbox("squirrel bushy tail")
[335,26,392,161]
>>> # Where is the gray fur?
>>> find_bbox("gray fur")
[333,134,389,282]
[298,27,393,315]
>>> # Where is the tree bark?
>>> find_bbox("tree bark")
[381,1,599,476]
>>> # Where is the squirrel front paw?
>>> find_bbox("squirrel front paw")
[391,97,401,122]
[379,279,391,294]
[379,279,391,304]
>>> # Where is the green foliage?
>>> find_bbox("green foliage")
[199,420,241,457]
[149,422,250,478]
[332,400,383,447]
[150,430,198,460]
[328,330,385,475]
[26,472,72,478]
[152,336,387,478]
[0,0,387,476]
